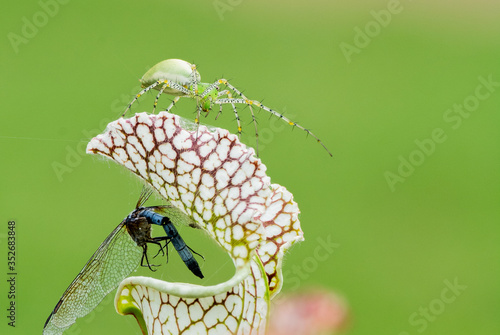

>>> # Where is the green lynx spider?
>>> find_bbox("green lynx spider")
[122,59,332,157]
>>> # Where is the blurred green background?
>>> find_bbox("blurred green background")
[1,0,499,334]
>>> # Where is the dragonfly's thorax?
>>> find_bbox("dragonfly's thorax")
[124,213,152,247]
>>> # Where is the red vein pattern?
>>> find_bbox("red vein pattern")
[87,112,303,334]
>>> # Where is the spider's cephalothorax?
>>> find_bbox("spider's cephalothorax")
[122,59,332,157]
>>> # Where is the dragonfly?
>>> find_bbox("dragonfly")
[43,189,204,335]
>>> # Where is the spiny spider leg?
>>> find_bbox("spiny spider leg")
[200,92,216,119]
[216,97,333,157]
[198,83,222,118]
[190,63,199,96]
[164,96,181,113]
[206,80,262,151]
[194,104,202,140]
[247,104,259,154]
[229,102,242,137]
[153,83,168,113]
[218,79,249,100]
[216,103,223,120]
[214,89,232,120]
[123,80,190,117]
[122,79,163,117]
[219,80,266,154]
[198,80,244,138]
[217,89,233,99]
[214,99,259,152]
[200,82,221,99]
[186,63,203,139]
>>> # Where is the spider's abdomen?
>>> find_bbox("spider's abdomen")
[140,59,201,96]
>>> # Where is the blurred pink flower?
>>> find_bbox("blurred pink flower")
[268,288,349,335]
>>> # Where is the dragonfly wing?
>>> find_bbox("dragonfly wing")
[148,205,200,228]
[43,220,143,335]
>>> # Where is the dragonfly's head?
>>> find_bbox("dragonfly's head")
[127,207,139,219]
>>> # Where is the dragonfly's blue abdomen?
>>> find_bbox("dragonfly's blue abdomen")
[139,209,164,226]
[138,208,204,279]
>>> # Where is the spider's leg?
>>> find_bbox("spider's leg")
[206,79,259,152]
[189,64,206,137]
[218,79,250,101]
[218,89,231,97]
[199,79,234,119]
[194,104,202,140]
[214,100,242,138]
[164,96,181,113]
[247,104,259,155]
[162,81,191,95]
[190,63,199,96]
[215,102,224,120]
[122,80,163,117]
[122,79,190,117]
[224,101,259,154]
[199,82,220,98]
[214,89,232,120]
[205,78,332,156]
[218,98,333,157]
[253,100,332,156]
[217,80,257,144]
[153,83,168,113]
[204,100,214,118]
[229,101,243,138]
[205,82,242,138]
